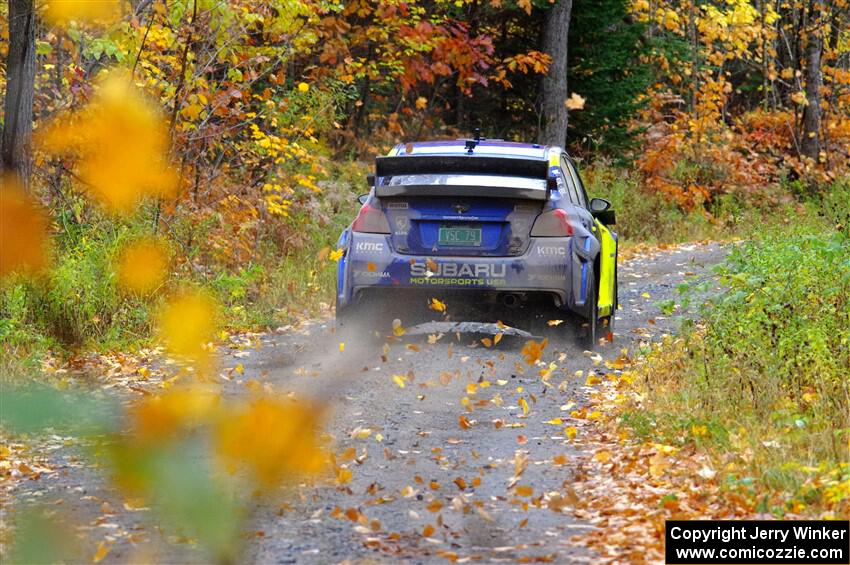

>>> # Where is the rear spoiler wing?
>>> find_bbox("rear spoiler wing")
[374,155,553,201]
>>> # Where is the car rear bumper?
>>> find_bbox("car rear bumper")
[337,232,600,313]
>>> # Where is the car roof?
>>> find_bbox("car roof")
[391,140,563,160]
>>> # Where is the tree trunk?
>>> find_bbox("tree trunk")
[538,0,573,147]
[2,0,36,188]
[800,19,823,160]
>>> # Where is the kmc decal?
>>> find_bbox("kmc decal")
[354,241,384,253]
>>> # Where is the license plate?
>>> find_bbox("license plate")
[439,226,482,246]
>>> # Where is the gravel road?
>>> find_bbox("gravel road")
[9,242,727,564]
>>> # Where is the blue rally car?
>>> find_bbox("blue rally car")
[335,136,618,343]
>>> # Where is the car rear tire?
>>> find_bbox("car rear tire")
[599,261,617,339]
[578,263,599,349]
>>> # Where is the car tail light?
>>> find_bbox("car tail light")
[530,208,574,237]
[352,202,391,234]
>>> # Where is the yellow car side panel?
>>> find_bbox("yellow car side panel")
[595,219,617,317]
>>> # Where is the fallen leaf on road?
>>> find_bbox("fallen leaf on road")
[93,541,111,563]
[521,338,548,365]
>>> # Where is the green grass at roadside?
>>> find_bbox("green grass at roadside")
[619,195,850,514]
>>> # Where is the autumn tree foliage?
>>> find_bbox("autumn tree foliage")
[628,0,850,208]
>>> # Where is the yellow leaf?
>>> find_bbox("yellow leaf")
[481,337,493,348]
[493,333,502,345]
[594,450,611,463]
[564,93,586,110]
[545,418,563,425]
[351,427,372,439]
[38,72,176,214]
[429,298,447,312]
[515,485,533,497]
[181,103,203,121]
[45,0,121,24]
[791,90,809,106]
[156,290,218,371]
[649,461,668,478]
[215,397,327,487]
[234,363,244,375]
[339,342,345,353]
[392,375,407,388]
[335,466,353,485]
[297,82,310,93]
[539,362,557,379]
[128,386,219,442]
[466,383,478,395]
[415,96,428,110]
[392,319,406,337]
[329,248,344,262]
[93,541,111,563]
[518,397,529,415]
[565,426,577,440]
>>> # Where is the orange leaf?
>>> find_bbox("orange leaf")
[0,176,49,279]
[515,485,533,497]
[426,499,443,512]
